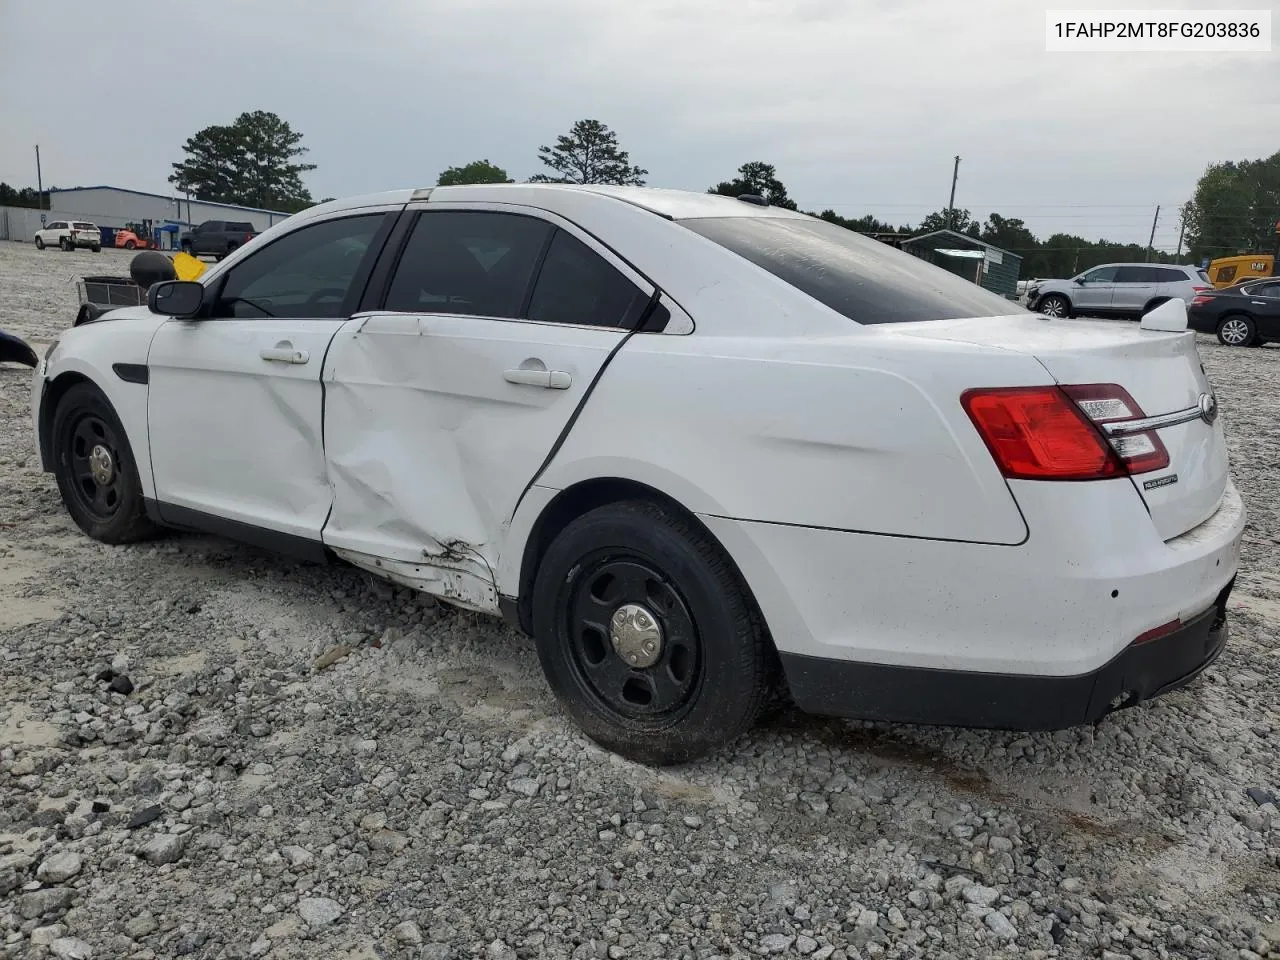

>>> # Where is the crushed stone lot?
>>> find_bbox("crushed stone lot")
[1,236,1279,960]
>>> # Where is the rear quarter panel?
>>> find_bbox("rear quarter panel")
[535,329,1048,545]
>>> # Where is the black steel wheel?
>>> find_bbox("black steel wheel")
[531,499,777,765]
[51,382,157,543]
[34,237,45,250]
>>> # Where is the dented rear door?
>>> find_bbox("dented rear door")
[319,205,656,598]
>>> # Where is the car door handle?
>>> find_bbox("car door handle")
[260,342,308,364]
[504,367,571,389]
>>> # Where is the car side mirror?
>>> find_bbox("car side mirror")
[149,280,205,318]
[1074,278,1085,284]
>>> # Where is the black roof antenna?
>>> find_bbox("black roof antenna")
[737,194,768,206]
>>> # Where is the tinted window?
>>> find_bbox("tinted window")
[1215,265,1238,283]
[228,222,253,232]
[212,213,385,319]
[1152,267,1188,283]
[73,222,95,230]
[384,211,550,317]
[1248,281,1280,297]
[48,222,67,230]
[680,217,1019,324]
[527,230,649,328]
[1080,266,1119,283]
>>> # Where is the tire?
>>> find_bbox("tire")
[124,240,136,250]
[1037,293,1071,318]
[1217,314,1257,347]
[59,237,71,252]
[34,237,45,250]
[51,382,158,544]
[530,499,777,765]
[180,242,192,255]
[91,245,101,253]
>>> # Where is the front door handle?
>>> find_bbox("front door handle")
[504,367,571,389]
[260,341,309,364]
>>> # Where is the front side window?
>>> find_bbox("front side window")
[527,229,649,328]
[384,211,551,318]
[680,216,1021,324]
[211,214,385,319]
[1079,266,1119,283]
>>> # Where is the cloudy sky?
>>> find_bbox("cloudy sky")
[1,0,1275,250]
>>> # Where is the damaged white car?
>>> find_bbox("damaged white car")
[32,184,1245,765]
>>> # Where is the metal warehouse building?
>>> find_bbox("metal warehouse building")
[901,229,1023,299]
[0,186,292,249]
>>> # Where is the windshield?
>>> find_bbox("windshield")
[679,216,1024,324]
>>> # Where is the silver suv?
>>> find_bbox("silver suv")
[1028,263,1213,319]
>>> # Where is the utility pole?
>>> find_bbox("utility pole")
[947,155,960,230]
[1175,212,1186,259]
[35,145,44,210]
[1146,204,1160,262]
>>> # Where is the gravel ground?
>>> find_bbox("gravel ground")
[1,237,1278,960]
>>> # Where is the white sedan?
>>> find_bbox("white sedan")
[30,184,1245,764]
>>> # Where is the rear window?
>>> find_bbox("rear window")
[679,216,1021,324]
[73,222,95,230]
[1197,269,1211,283]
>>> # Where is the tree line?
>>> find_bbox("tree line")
[7,109,1277,281]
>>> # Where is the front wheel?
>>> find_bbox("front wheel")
[124,240,136,250]
[34,237,45,250]
[1038,294,1071,318]
[1217,315,1256,347]
[51,383,158,544]
[531,500,777,766]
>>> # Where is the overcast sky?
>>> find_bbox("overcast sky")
[1,0,1275,251]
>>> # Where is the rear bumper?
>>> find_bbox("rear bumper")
[779,577,1232,730]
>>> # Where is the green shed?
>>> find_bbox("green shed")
[900,229,1023,300]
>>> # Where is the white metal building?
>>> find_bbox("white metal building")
[44,186,293,238]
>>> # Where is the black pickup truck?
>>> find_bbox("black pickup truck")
[179,220,258,260]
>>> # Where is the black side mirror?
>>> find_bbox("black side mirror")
[149,280,205,318]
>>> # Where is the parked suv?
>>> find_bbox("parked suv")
[1028,263,1212,319]
[180,220,258,260]
[33,220,101,252]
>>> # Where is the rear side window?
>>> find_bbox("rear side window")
[680,217,1020,323]
[527,230,649,328]
[385,211,551,318]
[228,222,253,232]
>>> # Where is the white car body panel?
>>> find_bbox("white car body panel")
[706,478,1243,676]
[146,317,345,539]
[319,311,627,586]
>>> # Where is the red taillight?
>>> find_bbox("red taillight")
[1132,618,1181,646]
[245,232,254,242]
[962,383,1170,481]
[1192,285,1212,293]
[1191,295,1214,306]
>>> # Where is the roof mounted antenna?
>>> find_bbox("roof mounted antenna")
[737,194,768,206]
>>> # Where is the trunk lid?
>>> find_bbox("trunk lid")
[891,313,1228,541]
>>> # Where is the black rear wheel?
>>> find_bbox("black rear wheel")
[51,383,158,543]
[531,500,776,765]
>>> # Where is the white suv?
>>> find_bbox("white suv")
[34,220,102,252]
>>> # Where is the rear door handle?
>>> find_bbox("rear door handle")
[504,367,571,389]
[260,342,308,364]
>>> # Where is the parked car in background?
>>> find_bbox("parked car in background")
[1028,263,1212,319]
[179,220,258,260]
[1188,277,1280,346]
[31,185,1244,764]
[33,220,101,252]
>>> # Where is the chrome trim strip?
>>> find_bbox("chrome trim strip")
[1103,406,1202,437]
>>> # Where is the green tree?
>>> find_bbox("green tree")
[708,161,798,210]
[1183,151,1280,262]
[809,210,911,234]
[0,183,51,209]
[530,119,647,186]
[437,159,513,186]
[169,110,317,212]
[918,208,974,233]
